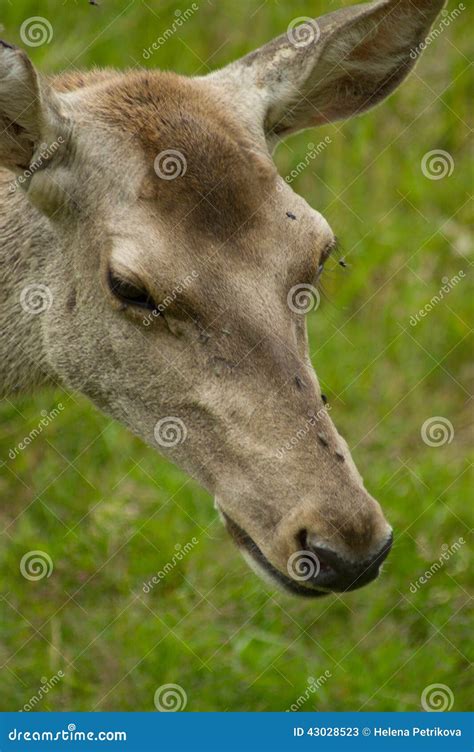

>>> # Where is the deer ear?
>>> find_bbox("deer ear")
[0,41,62,172]
[211,0,445,143]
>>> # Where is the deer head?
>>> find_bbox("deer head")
[0,0,444,596]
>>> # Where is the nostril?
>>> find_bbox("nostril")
[297,530,339,577]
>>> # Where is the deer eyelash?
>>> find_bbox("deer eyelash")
[322,236,339,262]
[107,269,158,311]
[314,237,339,283]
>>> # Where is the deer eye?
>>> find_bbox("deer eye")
[108,269,157,310]
[315,237,338,282]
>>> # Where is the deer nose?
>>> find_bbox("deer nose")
[296,531,393,592]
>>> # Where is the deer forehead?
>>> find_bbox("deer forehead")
[70,72,274,234]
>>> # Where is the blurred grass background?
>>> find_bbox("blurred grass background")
[0,0,472,712]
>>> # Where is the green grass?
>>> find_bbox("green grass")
[0,0,472,712]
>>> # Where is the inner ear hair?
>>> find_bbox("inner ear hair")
[0,41,64,172]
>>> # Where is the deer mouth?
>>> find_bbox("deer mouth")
[218,510,329,598]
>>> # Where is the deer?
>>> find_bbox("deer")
[0,0,444,598]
